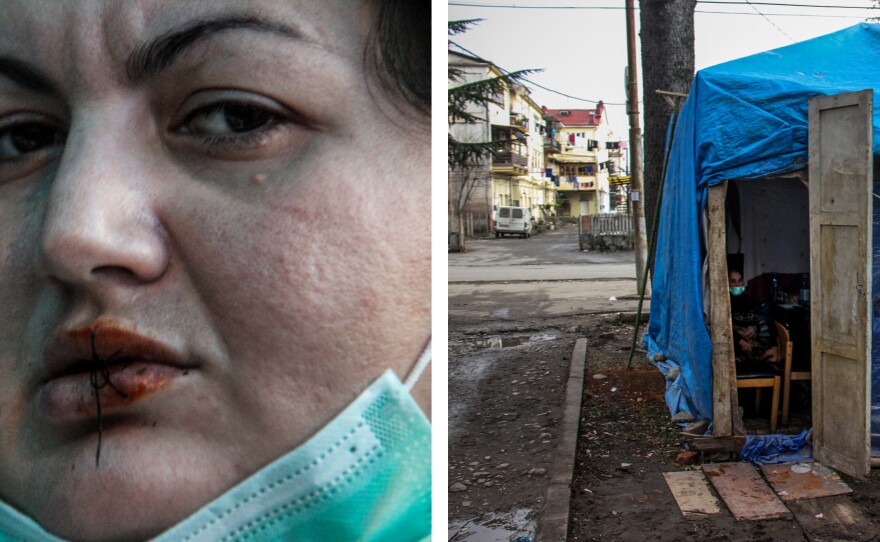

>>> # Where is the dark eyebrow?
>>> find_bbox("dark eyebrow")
[0,57,58,95]
[125,15,303,83]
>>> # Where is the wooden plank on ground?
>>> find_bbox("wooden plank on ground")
[761,462,852,502]
[684,435,745,453]
[702,462,791,521]
[663,470,723,518]
[788,495,880,542]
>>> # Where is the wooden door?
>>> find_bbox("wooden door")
[808,90,873,479]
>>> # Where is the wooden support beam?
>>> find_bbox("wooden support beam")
[655,89,690,97]
[707,182,742,436]
[656,89,689,109]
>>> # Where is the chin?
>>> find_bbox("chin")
[42,513,167,542]
[28,432,238,542]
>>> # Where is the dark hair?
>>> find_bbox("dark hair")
[366,0,430,118]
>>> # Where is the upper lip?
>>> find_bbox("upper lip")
[42,319,188,383]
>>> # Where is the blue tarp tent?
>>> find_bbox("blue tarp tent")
[644,23,880,435]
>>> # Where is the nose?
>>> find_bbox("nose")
[39,113,169,287]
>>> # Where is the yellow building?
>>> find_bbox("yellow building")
[543,104,615,218]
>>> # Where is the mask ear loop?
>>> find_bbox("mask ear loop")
[404,339,431,391]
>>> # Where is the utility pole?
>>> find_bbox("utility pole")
[626,0,650,297]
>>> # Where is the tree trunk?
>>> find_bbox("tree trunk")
[459,213,467,252]
[639,0,696,265]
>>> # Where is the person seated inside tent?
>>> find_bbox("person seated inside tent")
[729,270,778,364]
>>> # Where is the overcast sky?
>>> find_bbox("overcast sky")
[447,1,879,140]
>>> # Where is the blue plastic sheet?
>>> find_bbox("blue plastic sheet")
[646,23,880,425]
[741,429,813,466]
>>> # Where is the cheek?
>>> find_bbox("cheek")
[0,194,41,322]
[0,200,48,402]
[168,182,394,394]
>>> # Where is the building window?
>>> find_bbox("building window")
[559,164,596,176]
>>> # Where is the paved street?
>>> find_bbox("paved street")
[449,223,648,322]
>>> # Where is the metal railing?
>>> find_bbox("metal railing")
[578,212,634,251]
[491,150,528,169]
[543,136,561,153]
[582,213,633,235]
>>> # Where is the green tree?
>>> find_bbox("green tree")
[448,20,537,251]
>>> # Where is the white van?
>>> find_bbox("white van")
[495,206,533,238]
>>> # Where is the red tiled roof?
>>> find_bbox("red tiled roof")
[543,102,604,127]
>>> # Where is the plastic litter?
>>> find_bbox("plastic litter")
[790,463,812,474]
[740,429,812,465]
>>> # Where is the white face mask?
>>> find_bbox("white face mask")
[0,343,433,542]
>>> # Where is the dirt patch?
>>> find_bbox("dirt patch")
[449,310,880,542]
[568,317,880,542]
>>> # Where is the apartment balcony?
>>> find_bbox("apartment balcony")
[492,150,528,175]
[556,177,598,191]
[543,136,561,154]
[606,141,625,158]
[509,113,529,132]
[561,145,599,159]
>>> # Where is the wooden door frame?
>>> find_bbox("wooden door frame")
[707,181,742,437]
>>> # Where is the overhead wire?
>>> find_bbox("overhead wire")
[450,2,876,20]
[450,1,878,11]
[744,0,797,41]
[450,0,877,131]
[695,10,868,17]
[449,40,627,107]
[700,1,874,7]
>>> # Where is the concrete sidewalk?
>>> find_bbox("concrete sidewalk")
[449,263,637,283]
[536,338,589,541]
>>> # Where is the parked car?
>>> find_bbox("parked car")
[495,206,532,238]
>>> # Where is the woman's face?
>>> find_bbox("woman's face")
[729,272,745,288]
[0,1,430,540]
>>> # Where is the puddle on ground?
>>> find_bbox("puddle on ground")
[471,333,558,349]
[476,336,529,348]
[448,509,534,542]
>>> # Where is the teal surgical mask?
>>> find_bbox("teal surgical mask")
[729,286,746,296]
[0,343,433,542]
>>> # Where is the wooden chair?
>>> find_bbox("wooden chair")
[776,321,811,426]
[734,329,781,433]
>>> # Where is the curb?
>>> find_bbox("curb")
[535,337,588,541]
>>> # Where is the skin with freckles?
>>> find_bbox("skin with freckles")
[0,1,430,541]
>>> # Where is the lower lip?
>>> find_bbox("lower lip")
[39,363,188,421]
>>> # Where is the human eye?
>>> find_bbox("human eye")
[179,102,280,139]
[171,90,304,154]
[0,115,66,161]
[0,113,66,182]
